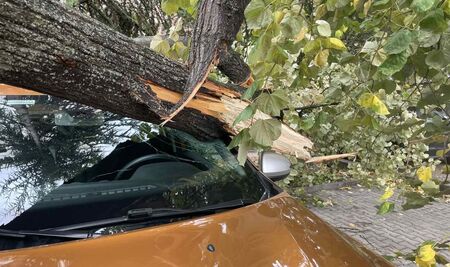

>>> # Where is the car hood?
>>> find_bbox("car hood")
[0,193,392,267]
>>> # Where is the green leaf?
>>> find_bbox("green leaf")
[173,41,188,59]
[417,30,441,48]
[65,0,78,7]
[233,104,256,126]
[255,90,289,116]
[280,40,302,54]
[249,119,282,146]
[248,33,272,65]
[378,51,408,76]
[362,115,381,130]
[335,117,360,132]
[281,15,303,39]
[244,0,273,30]
[372,0,390,7]
[298,116,315,130]
[436,253,450,265]
[411,0,435,12]
[266,45,288,65]
[420,9,448,33]
[316,20,331,37]
[383,30,412,55]
[418,85,450,107]
[373,79,397,93]
[251,62,272,79]
[436,145,450,157]
[242,80,262,100]
[425,50,448,69]
[377,201,395,215]
[161,0,179,15]
[326,0,350,11]
[150,36,171,55]
[228,129,247,149]
[402,192,430,210]
[303,39,322,55]
[421,181,440,195]
[228,129,252,165]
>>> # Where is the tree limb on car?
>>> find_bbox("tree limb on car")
[0,0,313,159]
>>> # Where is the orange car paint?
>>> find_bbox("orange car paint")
[0,193,392,267]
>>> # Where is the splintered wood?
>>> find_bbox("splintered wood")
[147,82,313,160]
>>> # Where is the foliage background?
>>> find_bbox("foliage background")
[27,0,450,264]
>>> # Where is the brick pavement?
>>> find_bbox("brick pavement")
[308,186,450,266]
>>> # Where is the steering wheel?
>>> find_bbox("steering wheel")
[115,154,180,180]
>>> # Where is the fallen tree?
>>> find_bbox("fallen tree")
[0,0,313,159]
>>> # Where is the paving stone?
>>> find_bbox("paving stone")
[307,186,450,266]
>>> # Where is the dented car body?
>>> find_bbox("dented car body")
[0,92,392,266]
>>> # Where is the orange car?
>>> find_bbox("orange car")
[0,93,392,266]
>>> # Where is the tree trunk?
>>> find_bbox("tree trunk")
[0,0,237,139]
[0,0,313,159]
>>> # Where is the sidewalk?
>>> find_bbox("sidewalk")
[308,186,450,266]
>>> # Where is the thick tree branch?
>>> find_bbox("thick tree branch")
[0,0,241,139]
[0,0,313,158]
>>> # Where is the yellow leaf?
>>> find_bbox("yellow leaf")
[357,93,390,115]
[415,245,436,267]
[436,145,450,157]
[358,93,373,107]
[415,256,435,267]
[335,25,348,38]
[363,0,372,16]
[444,0,450,15]
[315,4,327,20]
[417,166,432,183]
[379,187,394,201]
[314,49,329,67]
[327,37,346,50]
[371,95,390,115]
[273,10,285,24]
[294,27,308,43]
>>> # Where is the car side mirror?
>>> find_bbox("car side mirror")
[259,151,291,181]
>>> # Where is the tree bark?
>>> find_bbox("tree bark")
[0,0,239,139]
[0,0,313,159]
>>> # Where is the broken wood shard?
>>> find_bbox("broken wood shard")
[161,60,217,125]
[0,84,43,95]
[148,83,313,159]
[306,153,357,164]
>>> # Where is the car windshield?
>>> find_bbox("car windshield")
[0,90,267,246]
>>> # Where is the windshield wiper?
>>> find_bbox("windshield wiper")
[0,228,98,239]
[47,198,256,232]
